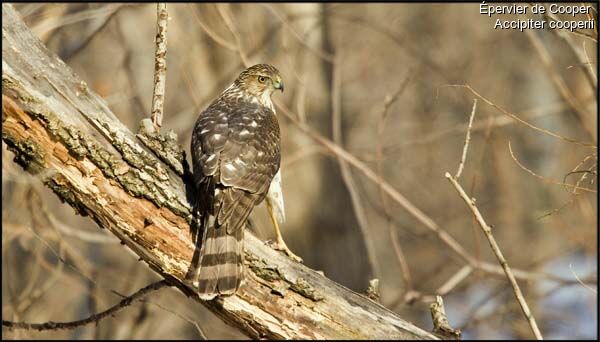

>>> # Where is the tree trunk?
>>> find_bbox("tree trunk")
[2,4,436,340]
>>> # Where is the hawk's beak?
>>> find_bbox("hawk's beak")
[274,79,284,92]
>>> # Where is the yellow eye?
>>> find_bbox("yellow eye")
[258,76,268,83]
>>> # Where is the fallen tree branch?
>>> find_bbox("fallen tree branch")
[1,4,436,339]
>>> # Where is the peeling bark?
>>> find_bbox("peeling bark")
[2,4,436,339]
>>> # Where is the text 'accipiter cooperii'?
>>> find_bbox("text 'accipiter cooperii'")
[189,64,301,300]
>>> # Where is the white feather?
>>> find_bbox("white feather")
[267,170,285,223]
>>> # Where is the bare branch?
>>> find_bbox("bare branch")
[569,264,598,294]
[541,7,598,42]
[261,4,335,63]
[31,4,122,37]
[445,173,543,339]
[454,99,477,179]
[190,4,237,52]
[525,29,596,141]
[447,84,596,148]
[436,265,473,296]
[508,141,596,193]
[2,280,169,331]
[444,96,544,339]
[62,4,132,61]
[150,3,168,131]
[379,95,595,159]
[217,4,250,67]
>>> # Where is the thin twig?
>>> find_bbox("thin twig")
[378,95,595,159]
[388,264,474,308]
[548,154,594,215]
[130,297,207,339]
[436,265,473,296]
[565,153,597,194]
[2,280,169,331]
[536,198,577,220]
[446,84,596,148]
[216,4,250,67]
[525,29,596,141]
[568,264,598,294]
[329,12,453,82]
[261,4,335,63]
[389,229,413,293]
[16,247,64,314]
[47,210,118,244]
[150,3,168,131]
[295,74,308,124]
[537,154,597,218]
[190,4,237,52]
[536,3,598,88]
[508,141,596,193]
[458,284,511,331]
[445,100,543,339]
[468,111,495,273]
[375,76,414,292]
[582,41,597,88]
[32,4,122,36]
[454,99,477,179]
[63,4,132,61]
[445,173,543,340]
[16,3,45,19]
[330,53,380,279]
[541,6,598,42]
[282,145,330,168]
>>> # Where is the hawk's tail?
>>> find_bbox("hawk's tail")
[192,216,245,300]
[188,188,261,299]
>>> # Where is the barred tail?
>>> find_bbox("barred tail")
[195,220,244,299]
[187,188,260,299]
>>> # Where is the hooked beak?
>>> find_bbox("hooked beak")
[274,78,284,92]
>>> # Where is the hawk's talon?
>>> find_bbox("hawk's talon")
[264,196,301,263]
[270,241,303,263]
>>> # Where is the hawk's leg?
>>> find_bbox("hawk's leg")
[265,197,303,263]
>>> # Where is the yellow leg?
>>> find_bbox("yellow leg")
[266,198,303,263]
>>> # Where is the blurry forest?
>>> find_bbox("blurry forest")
[2,3,597,339]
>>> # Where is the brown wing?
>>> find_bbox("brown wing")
[189,99,280,298]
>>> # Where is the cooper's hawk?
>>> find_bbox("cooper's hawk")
[188,64,300,299]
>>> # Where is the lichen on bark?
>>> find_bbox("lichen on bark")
[2,135,45,173]
[137,118,186,176]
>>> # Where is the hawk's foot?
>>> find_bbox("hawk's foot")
[267,240,303,263]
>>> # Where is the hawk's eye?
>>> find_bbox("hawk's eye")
[258,76,268,83]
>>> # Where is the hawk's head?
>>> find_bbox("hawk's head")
[232,64,283,108]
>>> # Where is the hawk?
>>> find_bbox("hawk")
[188,64,301,299]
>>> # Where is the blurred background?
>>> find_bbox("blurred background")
[2,3,597,339]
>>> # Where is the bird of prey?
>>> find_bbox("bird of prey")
[188,64,301,299]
